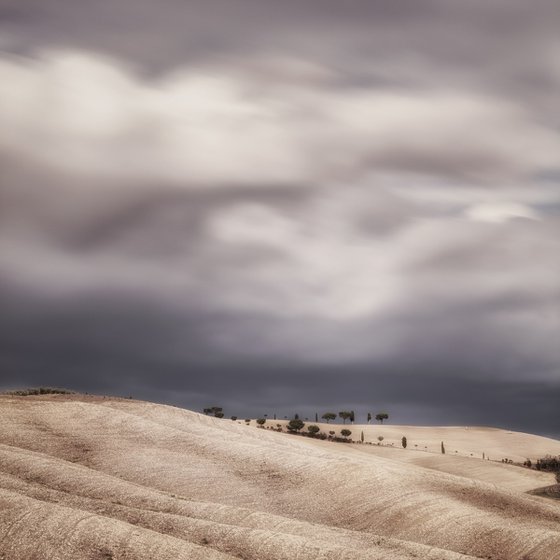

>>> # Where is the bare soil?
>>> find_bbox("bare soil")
[1,394,559,559]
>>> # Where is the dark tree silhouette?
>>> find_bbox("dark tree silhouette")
[339,411,351,424]
[204,407,223,417]
[287,419,305,432]
[375,412,389,424]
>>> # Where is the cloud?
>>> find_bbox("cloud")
[0,1,558,435]
[1,49,559,188]
[465,202,540,223]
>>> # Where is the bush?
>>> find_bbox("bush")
[307,425,320,436]
[401,436,407,449]
[535,456,560,480]
[256,418,266,427]
[6,387,74,396]
[341,429,352,439]
[204,406,224,418]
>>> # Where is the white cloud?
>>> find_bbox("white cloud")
[1,49,559,187]
[465,202,540,223]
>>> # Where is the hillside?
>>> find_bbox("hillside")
[254,419,560,491]
[1,394,559,560]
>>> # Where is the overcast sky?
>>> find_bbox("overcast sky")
[0,1,559,436]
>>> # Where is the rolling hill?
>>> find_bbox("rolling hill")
[1,394,559,559]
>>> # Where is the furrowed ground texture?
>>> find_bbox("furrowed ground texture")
[1,395,559,560]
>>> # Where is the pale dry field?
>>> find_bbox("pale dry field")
[0,395,559,560]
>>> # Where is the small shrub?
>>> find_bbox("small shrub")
[256,418,266,427]
[307,424,320,436]
[204,406,223,417]
[6,387,75,396]
[401,436,407,449]
[535,455,560,481]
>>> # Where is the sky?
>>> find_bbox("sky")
[0,1,559,436]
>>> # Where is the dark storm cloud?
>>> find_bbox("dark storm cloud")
[0,1,559,437]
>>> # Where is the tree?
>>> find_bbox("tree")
[361,430,364,443]
[350,411,355,424]
[294,413,300,420]
[204,407,223,417]
[375,412,389,424]
[339,411,351,424]
[315,413,318,422]
[256,418,266,427]
[322,412,336,423]
[367,412,372,424]
[401,436,407,449]
[341,429,352,440]
[377,436,384,444]
[287,419,305,432]
[307,425,320,436]
[441,441,446,454]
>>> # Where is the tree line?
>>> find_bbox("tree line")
[203,407,389,425]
